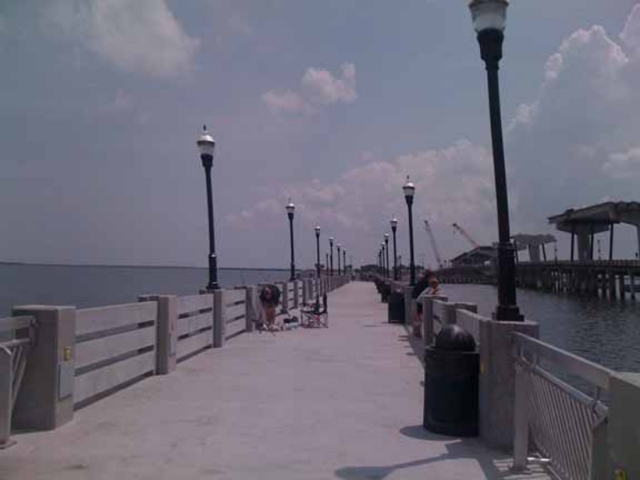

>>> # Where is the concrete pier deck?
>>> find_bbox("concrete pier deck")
[0,282,548,479]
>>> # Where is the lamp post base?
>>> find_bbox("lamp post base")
[494,304,523,322]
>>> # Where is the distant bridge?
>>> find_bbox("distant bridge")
[437,260,640,300]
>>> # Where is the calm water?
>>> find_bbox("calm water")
[0,264,289,316]
[442,284,640,373]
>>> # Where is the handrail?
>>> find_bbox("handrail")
[0,316,33,334]
[512,332,613,477]
[513,332,613,390]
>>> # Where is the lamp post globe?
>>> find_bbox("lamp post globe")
[403,176,416,286]
[390,218,399,280]
[286,198,296,281]
[329,237,334,276]
[468,0,522,321]
[197,125,219,291]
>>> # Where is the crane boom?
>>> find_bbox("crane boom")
[452,223,480,248]
[424,220,444,269]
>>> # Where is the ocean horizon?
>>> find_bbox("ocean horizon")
[0,263,294,316]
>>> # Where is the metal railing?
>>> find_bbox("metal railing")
[0,316,34,448]
[513,332,613,479]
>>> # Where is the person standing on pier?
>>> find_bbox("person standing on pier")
[259,284,281,332]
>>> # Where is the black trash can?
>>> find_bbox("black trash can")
[388,291,405,324]
[423,324,479,437]
[380,282,391,304]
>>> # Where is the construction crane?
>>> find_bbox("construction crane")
[424,219,444,269]
[452,223,480,249]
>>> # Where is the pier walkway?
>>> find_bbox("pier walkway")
[0,282,547,480]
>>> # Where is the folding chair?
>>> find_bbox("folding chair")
[300,293,328,328]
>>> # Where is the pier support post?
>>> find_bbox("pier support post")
[609,271,617,300]
[10,305,75,431]
[630,272,636,300]
[620,274,626,301]
[479,319,539,450]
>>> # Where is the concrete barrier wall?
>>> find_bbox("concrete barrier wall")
[413,289,539,450]
[175,294,214,361]
[9,275,350,433]
[73,302,158,408]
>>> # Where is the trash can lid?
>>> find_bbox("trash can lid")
[434,324,476,352]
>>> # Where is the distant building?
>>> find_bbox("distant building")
[449,246,497,267]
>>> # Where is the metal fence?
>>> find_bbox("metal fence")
[513,333,612,479]
[0,316,34,448]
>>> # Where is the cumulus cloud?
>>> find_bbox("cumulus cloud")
[262,63,357,114]
[261,90,306,114]
[49,0,199,77]
[226,140,497,263]
[506,6,640,240]
[603,148,640,178]
[240,4,640,263]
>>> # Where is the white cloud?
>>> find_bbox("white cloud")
[245,4,640,263]
[505,7,640,239]
[262,63,357,114]
[603,148,640,178]
[226,140,497,262]
[49,0,199,77]
[302,63,357,105]
[261,90,305,114]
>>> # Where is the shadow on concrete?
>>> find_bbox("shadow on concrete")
[334,425,547,479]
[398,331,425,368]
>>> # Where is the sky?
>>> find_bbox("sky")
[2,0,640,268]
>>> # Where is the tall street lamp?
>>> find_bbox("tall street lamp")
[403,176,416,286]
[197,126,219,291]
[286,199,296,281]
[382,241,388,278]
[315,226,321,278]
[337,244,342,275]
[390,218,399,281]
[384,233,390,279]
[343,248,347,276]
[329,237,334,276]
[326,252,329,275]
[469,0,522,321]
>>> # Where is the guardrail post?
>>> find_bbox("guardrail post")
[609,372,640,478]
[244,286,257,333]
[280,282,289,314]
[11,305,75,431]
[0,347,12,448]
[589,416,611,480]
[512,361,529,471]
[479,320,539,450]
[422,295,447,346]
[139,295,177,375]
[213,290,226,348]
[293,280,300,309]
[301,280,308,306]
